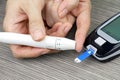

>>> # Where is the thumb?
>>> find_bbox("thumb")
[58,0,79,18]
[29,13,46,41]
[25,4,46,41]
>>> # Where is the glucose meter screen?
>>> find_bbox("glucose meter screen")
[102,16,120,41]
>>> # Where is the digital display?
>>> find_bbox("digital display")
[101,16,120,41]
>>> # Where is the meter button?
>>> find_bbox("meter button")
[95,37,106,46]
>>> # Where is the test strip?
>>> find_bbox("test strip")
[74,48,95,63]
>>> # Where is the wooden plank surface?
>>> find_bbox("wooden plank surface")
[0,0,120,80]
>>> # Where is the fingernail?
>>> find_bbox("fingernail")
[33,30,45,41]
[76,45,83,53]
[59,9,68,17]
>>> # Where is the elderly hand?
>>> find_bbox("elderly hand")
[58,0,91,52]
[3,0,77,58]
[44,0,75,37]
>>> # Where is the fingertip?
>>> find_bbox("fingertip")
[55,23,72,37]
[75,39,83,52]
[31,28,46,41]
[75,44,83,53]
[29,24,46,41]
[12,46,50,58]
[75,32,84,53]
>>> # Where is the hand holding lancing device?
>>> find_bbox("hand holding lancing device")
[3,0,91,58]
[3,0,78,58]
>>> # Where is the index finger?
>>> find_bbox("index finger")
[75,0,91,52]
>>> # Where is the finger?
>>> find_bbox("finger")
[71,0,91,17]
[45,0,63,27]
[58,0,79,18]
[3,1,28,33]
[10,45,60,58]
[10,45,50,58]
[47,22,72,37]
[75,9,91,52]
[47,13,75,37]
[47,22,62,35]
[23,2,46,41]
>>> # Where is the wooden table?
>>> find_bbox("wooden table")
[0,0,120,80]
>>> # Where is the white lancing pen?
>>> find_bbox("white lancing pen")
[0,32,75,50]
[0,32,95,63]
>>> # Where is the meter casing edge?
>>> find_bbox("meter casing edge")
[84,13,120,62]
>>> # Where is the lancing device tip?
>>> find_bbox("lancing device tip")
[74,48,95,63]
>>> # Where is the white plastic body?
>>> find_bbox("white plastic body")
[0,32,76,50]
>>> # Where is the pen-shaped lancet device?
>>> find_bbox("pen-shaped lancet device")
[0,32,75,50]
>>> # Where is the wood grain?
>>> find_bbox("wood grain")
[0,0,120,80]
